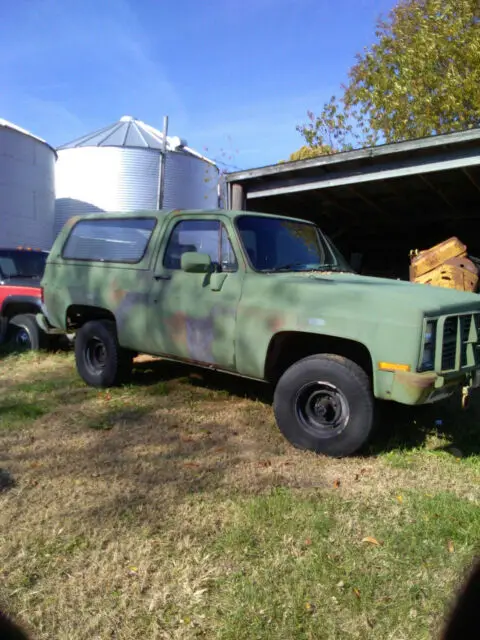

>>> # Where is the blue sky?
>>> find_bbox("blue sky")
[0,0,394,170]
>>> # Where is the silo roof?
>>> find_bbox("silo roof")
[57,115,215,164]
[0,117,57,157]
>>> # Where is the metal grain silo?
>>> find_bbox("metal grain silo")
[54,115,220,236]
[0,118,56,249]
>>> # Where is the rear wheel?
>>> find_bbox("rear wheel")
[273,354,374,457]
[75,320,132,387]
[7,313,45,351]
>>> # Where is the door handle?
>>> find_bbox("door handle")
[153,274,171,281]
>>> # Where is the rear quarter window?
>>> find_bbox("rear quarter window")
[61,218,157,263]
[0,250,47,278]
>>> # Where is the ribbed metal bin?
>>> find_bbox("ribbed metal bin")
[54,116,220,236]
[0,118,56,249]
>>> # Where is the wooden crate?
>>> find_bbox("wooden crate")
[414,263,479,292]
[409,237,467,280]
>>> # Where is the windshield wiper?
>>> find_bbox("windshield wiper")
[260,262,353,273]
[266,263,350,273]
[314,264,349,272]
[263,262,314,272]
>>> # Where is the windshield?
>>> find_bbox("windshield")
[0,250,48,279]
[236,215,353,273]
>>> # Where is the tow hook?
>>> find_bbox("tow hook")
[461,386,470,410]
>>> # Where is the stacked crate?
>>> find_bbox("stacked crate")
[409,237,479,293]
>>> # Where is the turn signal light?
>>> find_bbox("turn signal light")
[378,362,411,372]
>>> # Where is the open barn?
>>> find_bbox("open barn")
[225,129,480,281]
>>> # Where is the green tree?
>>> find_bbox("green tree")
[278,143,334,163]
[289,144,334,161]
[296,0,480,152]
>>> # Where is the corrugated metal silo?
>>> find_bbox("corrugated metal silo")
[54,116,219,236]
[0,118,56,249]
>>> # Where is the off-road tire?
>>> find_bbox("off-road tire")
[75,320,132,387]
[273,354,374,458]
[7,313,46,351]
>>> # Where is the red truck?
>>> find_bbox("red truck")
[0,247,52,350]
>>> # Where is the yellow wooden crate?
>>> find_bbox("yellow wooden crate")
[410,237,467,280]
[414,263,478,292]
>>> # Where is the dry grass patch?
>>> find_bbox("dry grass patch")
[0,351,479,638]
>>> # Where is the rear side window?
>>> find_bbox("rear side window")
[62,218,156,263]
[0,250,47,278]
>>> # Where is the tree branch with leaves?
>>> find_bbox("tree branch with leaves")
[292,0,480,160]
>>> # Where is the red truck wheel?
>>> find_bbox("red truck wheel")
[273,354,374,458]
[7,314,45,351]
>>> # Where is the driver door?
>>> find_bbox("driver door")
[149,216,244,371]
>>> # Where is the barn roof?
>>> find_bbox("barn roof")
[225,128,480,229]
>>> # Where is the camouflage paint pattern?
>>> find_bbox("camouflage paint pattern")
[41,208,480,405]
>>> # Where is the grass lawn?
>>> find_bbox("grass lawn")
[0,350,479,639]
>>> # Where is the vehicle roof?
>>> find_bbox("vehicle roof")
[65,208,316,225]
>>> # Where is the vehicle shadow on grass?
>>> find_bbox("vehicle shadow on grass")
[4,357,280,525]
[4,360,480,537]
[368,393,480,458]
[6,408,271,529]
[129,358,480,459]
[0,345,16,360]
[5,352,479,528]
[130,357,274,405]
[0,339,71,361]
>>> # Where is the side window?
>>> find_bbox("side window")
[62,218,156,263]
[163,220,238,271]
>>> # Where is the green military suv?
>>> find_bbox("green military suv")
[39,209,480,457]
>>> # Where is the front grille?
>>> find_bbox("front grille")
[441,317,457,370]
[438,313,480,373]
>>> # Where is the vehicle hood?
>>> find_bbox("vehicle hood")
[284,271,480,316]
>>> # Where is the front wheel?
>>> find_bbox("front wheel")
[273,354,374,458]
[75,320,132,387]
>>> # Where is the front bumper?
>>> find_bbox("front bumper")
[388,368,480,406]
[385,310,480,406]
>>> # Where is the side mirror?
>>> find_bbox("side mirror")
[181,251,212,273]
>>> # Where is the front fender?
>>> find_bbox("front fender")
[235,305,422,392]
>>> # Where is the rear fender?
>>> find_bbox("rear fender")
[1,295,42,318]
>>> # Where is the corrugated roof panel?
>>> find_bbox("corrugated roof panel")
[100,121,134,147]
[58,121,118,149]
[56,115,217,166]
[123,122,150,148]
[58,116,170,151]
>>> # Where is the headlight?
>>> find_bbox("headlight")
[421,320,436,371]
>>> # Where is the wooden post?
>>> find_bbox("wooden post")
[231,183,245,210]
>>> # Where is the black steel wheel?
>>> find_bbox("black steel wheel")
[273,354,374,457]
[295,381,350,437]
[84,336,108,376]
[75,320,132,387]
